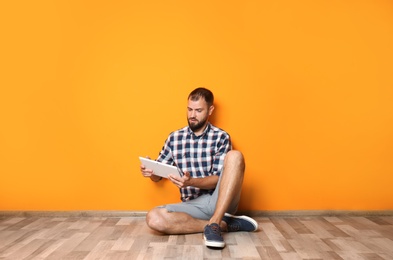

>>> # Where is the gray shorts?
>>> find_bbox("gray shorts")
[158,174,241,220]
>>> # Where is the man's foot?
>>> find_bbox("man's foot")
[222,213,258,232]
[203,223,225,248]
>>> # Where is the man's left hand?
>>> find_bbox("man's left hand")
[168,171,191,188]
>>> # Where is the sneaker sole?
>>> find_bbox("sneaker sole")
[203,235,225,248]
[224,213,259,231]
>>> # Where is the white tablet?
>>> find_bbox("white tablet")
[139,157,181,178]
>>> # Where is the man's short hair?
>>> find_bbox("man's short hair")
[188,87,214,107]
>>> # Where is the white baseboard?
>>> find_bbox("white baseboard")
[1,210,392,218]
[237,210,393,217]
[0,211,147,218]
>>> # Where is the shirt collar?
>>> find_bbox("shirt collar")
[188,123,211,139]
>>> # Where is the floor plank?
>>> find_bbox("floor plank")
[0,216,392,259]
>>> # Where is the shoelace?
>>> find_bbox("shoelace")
[227,219,240,231]
[228,224,240,231]
[208,224,222,235]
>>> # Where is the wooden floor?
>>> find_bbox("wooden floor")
[1,215,393,259]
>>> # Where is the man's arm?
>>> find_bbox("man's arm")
[168,172,219,190]
[140,161,162,182]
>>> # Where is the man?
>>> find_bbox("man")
[140,87,258,249]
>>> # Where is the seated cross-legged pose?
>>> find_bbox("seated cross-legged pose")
[140,87,258,249]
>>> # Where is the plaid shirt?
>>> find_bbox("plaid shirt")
[156,123,232,202]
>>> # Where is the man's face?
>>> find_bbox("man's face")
[187,98,213,133]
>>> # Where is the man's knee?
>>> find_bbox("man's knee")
[225,150,245,171]
[146,208,169,233]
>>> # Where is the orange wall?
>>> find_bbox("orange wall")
[1,1,393,211]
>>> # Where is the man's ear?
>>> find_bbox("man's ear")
[209,105,215,115]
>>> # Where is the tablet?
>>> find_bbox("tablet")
[139,157,181,178]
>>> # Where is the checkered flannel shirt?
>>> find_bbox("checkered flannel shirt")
[156,123,232,202]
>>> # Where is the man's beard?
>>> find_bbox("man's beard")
[188,117,207,132]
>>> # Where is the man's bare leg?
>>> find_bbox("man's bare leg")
[146,207,207,234]
[202,150,247,248]
[209,150,245,229]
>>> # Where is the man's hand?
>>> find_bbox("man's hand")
[168,171,191,188]
[140,164,154,177]
[140,156,161,182]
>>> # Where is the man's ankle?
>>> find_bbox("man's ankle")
[220,220,228,232]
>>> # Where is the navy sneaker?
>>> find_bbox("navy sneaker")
[203,223,225,248]
[222,213,258,232]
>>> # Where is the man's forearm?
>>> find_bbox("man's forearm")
[187,175,219,190]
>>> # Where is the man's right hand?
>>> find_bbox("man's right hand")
[140,156,162,182]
